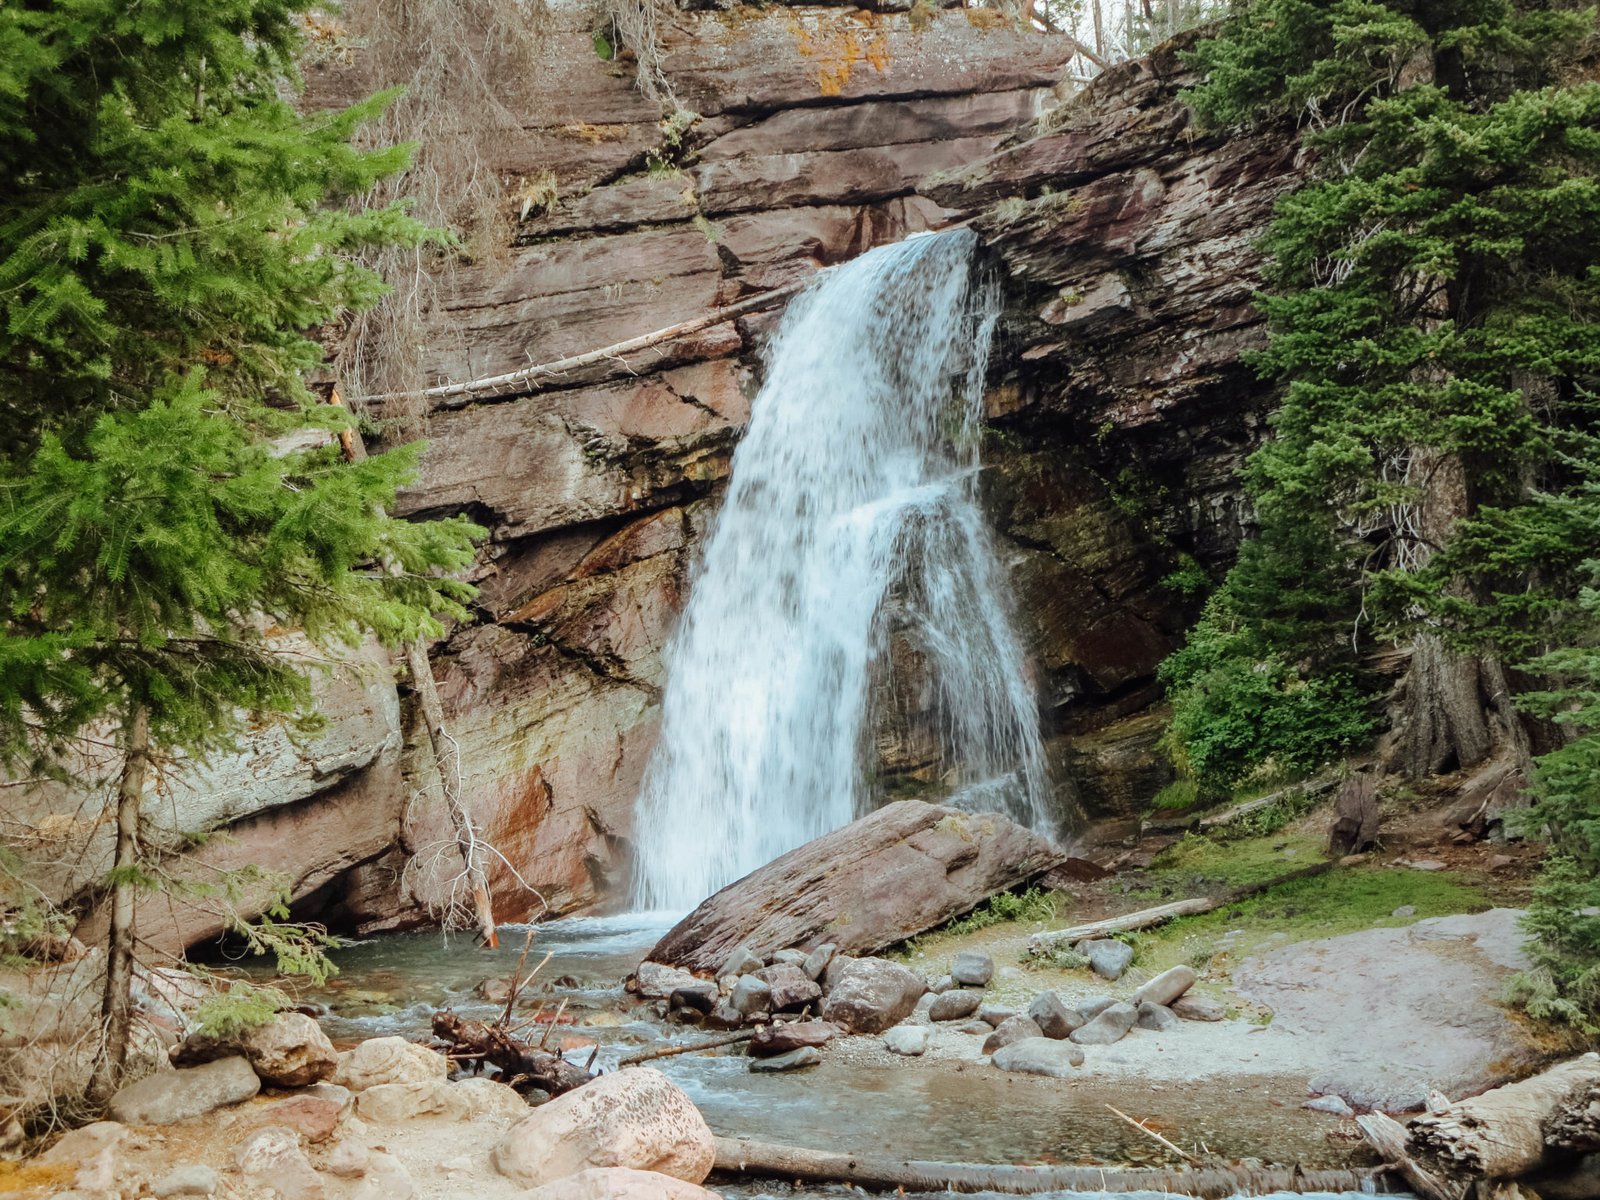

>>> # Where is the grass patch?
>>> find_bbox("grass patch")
[895,886,1060,959]
[1138,830,1326,895]
[1127,866,1492,979]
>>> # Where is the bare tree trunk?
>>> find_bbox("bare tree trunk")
[86,704,150,1107]
[1092,0,1104,58]
[406,640,499,948]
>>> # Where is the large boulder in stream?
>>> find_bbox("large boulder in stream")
[645,801,1063,973]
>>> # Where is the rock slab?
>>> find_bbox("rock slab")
[493,1067,715,1186]
[1070,1002,1138,1046]
[648,802,1063,972]
[108,1056,260,1125]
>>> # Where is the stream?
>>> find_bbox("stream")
[262,917,1388,1197]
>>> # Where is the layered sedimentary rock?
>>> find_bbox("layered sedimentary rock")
[34,16,1307,950]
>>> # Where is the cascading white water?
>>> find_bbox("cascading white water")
[631,228,1053,913]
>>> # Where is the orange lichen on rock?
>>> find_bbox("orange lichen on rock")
[786,10,892,97]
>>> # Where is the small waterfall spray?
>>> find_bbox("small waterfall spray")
[631,229,1052,913]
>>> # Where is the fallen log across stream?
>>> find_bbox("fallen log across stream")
[710,1135,1396,1196]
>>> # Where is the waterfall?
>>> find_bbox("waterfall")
[631,228,1053,913]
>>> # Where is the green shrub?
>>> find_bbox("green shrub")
[193,982,290,1040]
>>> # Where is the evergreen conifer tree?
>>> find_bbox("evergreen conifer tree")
[0,1,481,1097]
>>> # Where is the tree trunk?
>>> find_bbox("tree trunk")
[1408,1054,1600,1181]
[1092,0,1104,58]
[86,704,150,1107]
[712,1135,1386,1196]
[406,639,500,948]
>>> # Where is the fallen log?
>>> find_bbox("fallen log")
[431,1011,593,1096]
[1408,1053,1600,1181]
[1028,858,1343,954]
[1547,1080,1600,1154]
[711,1135,1391,1196]
[1355,1112,1461,1200]
[1142,776,1337,837]
[364,278,812,406]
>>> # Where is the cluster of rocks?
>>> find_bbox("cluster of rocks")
[634,944,929,1071]
[45,1016,726,1200]
[963,964,1223,1079]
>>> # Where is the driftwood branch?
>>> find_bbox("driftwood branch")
[617,1029,756,1066]
[364,278,812,406]
[1408,1053,1600,1181]
[431,1011,592,1096]
[711,1135,1389,1197]
[1029,858,1344,953]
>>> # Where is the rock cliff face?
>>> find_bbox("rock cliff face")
[36,17,1307,952]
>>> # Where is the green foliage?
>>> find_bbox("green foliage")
[1022,943,1088,972]
[193,981,291,1039]
[1160,591,1378,798]
[0,1,481,1002]
[944,885,1059,936]
[0,1,483,769]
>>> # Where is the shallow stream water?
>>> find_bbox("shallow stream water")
[261,917,1390,1198]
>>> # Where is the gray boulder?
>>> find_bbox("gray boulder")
[1026,992,1082,1040]
[978,1005,1017,1027]
[730,974,773,1017]
[233,1126,323,1200]
[929,975,955,995]
[749,1047,821,1072]
[957,1020,992,1035]
[1304,1094,1356,1117]
[950,951,994,988]
[1132,965,1198,1007]
[883,1026,930,1056]
[669,982,718,1015]
[1136,1001,1179,1031]
[820,957,926,1034]
[151,1164,221,1197]
[1070,1002,1138,1046]
[756,963,822,1012]
[109,1057,260,1125]
[802,943,837,981]
[1172,994,1227,1022]
[1081,939,1134,981]
[1074,995,1117,1023]
[749,1021,836,1056]
[991,1037,1084,1079]
[772,949,809,967]
[705,1002,744,1030]
[982,1015,1043,1054]
[718,946,763,979]
[928,990,983,1022]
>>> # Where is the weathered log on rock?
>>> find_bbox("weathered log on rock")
[1355,1112,1462,1200]
[711,1135,1390,1196]
[648,801,1063,973]
[431,1011,593,1096]
[1547,1080,1600,1154]
[1408,1053,1600,1180]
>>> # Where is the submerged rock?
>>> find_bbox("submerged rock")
[493,1067,714,1186]
[647,802,1062,972]
[522,1167,723,1200]
[748,1021,836,1057]
[820,958,927,1034]
[991,1037,1084,1078]
[749,1047,822,1072]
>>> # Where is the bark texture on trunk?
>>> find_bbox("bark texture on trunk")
[86,704,150,1107]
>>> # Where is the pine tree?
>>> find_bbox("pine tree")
[0,2,481,1098]
[1166,0,1600,1019]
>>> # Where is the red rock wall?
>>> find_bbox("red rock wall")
[314,1,1081,932]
